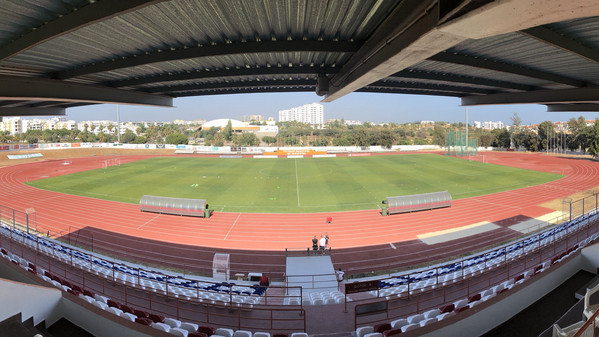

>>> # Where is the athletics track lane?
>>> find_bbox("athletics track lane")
[0,152,596,253]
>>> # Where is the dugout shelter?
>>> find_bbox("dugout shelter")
[139,195,209,218]
[384,191,452,215]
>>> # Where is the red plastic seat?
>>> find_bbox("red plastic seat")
[148,313,165,323]
[455,306,469,313]
[189,333,208,337]
[440,304,455,314]
[468,293,481,303]
[374,323,392,333]
[107,299,122,309]
[383,328,402,336]
[135,317,153,326]
[196,326,215,335]
[121,304,134,314]
[133,309,149,318]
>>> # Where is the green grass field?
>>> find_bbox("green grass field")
[26,154,562,213]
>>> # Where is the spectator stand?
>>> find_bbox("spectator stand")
[139,195,208,217]
[383,191,452,215]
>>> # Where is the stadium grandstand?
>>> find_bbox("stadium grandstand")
[3,1,599,337]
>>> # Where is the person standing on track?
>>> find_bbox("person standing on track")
[319,235,326,254]
[312,235,318,254]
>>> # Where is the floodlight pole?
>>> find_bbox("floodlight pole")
[465,106,468,154]
[117,104,121,143]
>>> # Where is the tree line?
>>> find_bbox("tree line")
[3,116,599,156]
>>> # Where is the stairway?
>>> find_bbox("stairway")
[286,255,338,293]
[0,313,53,337]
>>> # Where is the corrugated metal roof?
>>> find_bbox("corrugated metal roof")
[1,0,599,113]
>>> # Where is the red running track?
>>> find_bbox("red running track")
[1,151,598,276]
[0,152,597,252]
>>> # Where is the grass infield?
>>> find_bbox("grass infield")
[26,154,562,213]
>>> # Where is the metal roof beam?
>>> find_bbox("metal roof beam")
[461,87,599,106]
[325,0,599,101]
[54,40,359,80]
[147,79,315,95]
[0,0,166,62]
[324,0,444,101]
[357,87,463,97]
[0,106,65,116]
[391,69,537,91]
[429,52,586,87]
[0,76,172,107]
[174,87,314,97]
[110,66,337,88]
[370,80,495,95]
[520,26,599,64]
[546,103,599,112]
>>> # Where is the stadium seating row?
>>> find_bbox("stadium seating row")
[376,210,598,293]
[0,246,307,337]
[0,224,266,305]
[356,243,585,336]
[1,207,596,309]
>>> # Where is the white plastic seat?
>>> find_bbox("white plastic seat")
[164,317,181,328]
[170,328,189,337]
[390,318,408,329]
[119,312,136,322]
[423,308,440,319]
[364,334,382,337]
[356,326,374,337]
[453,299,468,310]
[325,297,336,305]
[401,324,420,332]
[106,307,122,316]
[253,332,271,337]
[407,313,424,324]
[290,334,309,337]
[233,330,252,337]
[215,328,234,337]
[94,294,108,303]
[151,322,170,332]
[420,317,437,327]
[311,298,324,305]
[180,322,199,333]
[92,300,108,310]
[437,311,456,320]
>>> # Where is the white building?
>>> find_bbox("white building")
[0,117,77,135]
[0,117,22,135]
[474,120,505,130]
[279,103,324,127]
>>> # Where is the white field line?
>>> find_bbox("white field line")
[224,213,242,240]
[136,214,161,229]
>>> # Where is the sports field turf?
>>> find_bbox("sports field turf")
[27,154,562,213]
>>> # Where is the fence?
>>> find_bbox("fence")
[445,130,477,157]
[0,228,306,332]
[564,192,599,221]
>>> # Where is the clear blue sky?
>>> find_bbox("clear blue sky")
[67,92,599,125]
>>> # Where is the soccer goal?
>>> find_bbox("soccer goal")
[102,158,121,169]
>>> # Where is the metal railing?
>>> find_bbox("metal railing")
[0,234,306,332]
